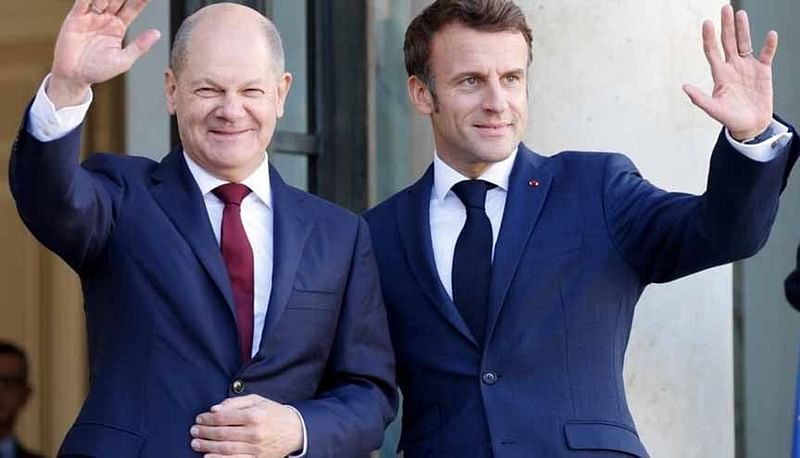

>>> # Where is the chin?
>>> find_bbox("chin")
[480,148,515,163]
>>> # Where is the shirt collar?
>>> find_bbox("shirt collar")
[432,146,518,202]
[183,151,272,209]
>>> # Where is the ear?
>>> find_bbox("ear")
[275,72,293,119]
[164,69,178,115]
[408,75,435,115]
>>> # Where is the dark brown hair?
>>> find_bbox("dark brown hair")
[404,0,533,88]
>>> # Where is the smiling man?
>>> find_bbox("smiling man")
[9,1,396,456]
[364,0,798,456]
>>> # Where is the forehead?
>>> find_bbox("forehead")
[429,23,529,76]
[183,22,274,81]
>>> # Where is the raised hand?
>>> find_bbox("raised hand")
[683,5,777,141]
[191,395,304,458]
[48,0,160,109]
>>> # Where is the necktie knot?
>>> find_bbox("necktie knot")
[452,180,495,210]
[213,183,252,206]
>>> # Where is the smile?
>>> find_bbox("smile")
[208,129,251,137]
[473,123,512,135]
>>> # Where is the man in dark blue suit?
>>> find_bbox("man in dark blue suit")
[365,0,797,456]
[9,1,395,456]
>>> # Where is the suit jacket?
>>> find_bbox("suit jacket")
[365,130,798,457]
[9,111,397,457]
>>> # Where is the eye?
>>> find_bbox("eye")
[504,74,521,83]
[462,76,479,86]
[194,87,219,97]
[243,88,266,97]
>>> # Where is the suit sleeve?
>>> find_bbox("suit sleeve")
[604,127,798,285]
[291,217,398,457]
[9,108,120,272]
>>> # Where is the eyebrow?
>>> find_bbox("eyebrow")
[188,78,266,87]
[449,68,526,82]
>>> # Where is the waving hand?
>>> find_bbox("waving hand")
[49,0,160,108]
[683,5,778,141]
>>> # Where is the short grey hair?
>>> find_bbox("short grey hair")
[170,7,286,77]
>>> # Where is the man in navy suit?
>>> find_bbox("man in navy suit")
[365,0,797,456]
[9,1,395,456]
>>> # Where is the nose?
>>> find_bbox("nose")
[482,78,508,114]
[216,93,246,120]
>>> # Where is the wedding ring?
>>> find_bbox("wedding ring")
[89,3,105,14]
[738,48,753,57]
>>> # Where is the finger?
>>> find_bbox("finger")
[213,395,266,412]
[71,0,93,15]
[93,0,110,11]
[118,0,149,27]
[758,30,779,65]
[107,0,127,15]
[120,29,161,70]
[189,438,254,455]
[191,425,257,443]
[701,20,723,70]
[196,408,254,427]
[719,4,737,61]
[682,84,722,120]
[735,9,753,58]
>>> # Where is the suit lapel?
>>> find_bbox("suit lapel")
[485,145,552,342]
[259,166,313,346]
[150,150,236,313]
[397,167,480,348]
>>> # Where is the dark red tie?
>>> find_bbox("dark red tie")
[213,183,255,364]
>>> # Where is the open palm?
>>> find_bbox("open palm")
[50,0,159,105]
[683,5,777,141]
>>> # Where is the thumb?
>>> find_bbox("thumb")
[682,84,720,119]
[120,28,161,71]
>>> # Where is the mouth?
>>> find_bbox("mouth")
[473,122,513,137]
[208,129,251,138]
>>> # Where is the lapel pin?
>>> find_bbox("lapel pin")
[528,179,540,188]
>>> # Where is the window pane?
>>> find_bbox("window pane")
[373,0,414,202]
[270,152,308,191]
[273,1,310,134]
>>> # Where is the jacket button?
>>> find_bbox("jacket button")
[232,379,245,394]
[482,371,498,385]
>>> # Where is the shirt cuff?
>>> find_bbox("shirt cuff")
[725,119,793,162]
[27,73,93,142]
[285,405,308,457]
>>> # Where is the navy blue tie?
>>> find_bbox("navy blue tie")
[452,180,495,345]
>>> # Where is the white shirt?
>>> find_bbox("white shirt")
[430,149,516,300]
[26,75,307,456]
[183,152,273,359]
[429,126,792,300]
